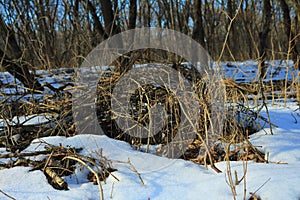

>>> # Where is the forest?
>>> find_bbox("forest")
[0,0,299,81]
[0,1,300,200]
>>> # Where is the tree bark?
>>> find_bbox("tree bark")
[279,0,299,70]
[192,0,205,47]
[86,0,108,40]
[258,0,272,79]
[99,0,120,36]
[129,0,137,30]
[0,14,43,92]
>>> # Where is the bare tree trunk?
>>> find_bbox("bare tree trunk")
[0,14,43,92]
[74,0,80,53]
[99,0,121,36]
[279,0,299,70]
[241,1,254,59]
[192,0,205,47]
[258,0,272,79]
[162,0,172,29]
[129,0,137,30]
[86,0,108,40]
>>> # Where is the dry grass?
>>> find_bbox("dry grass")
[1,48,299,200]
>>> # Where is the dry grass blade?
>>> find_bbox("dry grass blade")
[245,139,267,163]
[248,177,271,200]
[0,189,16,200]
[63,156,104,200]
[112,159,145,186]
[127,158,145,185]
[0,150,50,159]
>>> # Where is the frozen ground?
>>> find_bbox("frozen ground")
[0,103,299,200]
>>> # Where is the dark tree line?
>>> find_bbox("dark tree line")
[0,0,299,91]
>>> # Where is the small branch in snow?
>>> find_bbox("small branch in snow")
[0,150,50,159]
[127,158,145,186]
[0,189,16,200]
[63,156,104,200]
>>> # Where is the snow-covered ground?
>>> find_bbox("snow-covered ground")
[0,103,299,200]
[1,60,298,98]
[0,60,299,199]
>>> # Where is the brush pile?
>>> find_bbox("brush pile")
[0,57,272,188]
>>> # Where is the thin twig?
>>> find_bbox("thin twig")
[252,177,271,195]
[0,150,50,159]
[0,189,16,200]
[110,182,115,199]
[127,158,145,185]
[217,1,243,63]
[63,156,104,200]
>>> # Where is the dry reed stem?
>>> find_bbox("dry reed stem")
[0,150,50,159]
[113,159,145,186]
[127,158,145,185]
[217,1,243,63]
[63,156,104,200]
[0,189,16,200]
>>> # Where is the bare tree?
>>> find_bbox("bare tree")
[0,14,43,91]
[279,0,299,69]
[86,0,108,40]
[258,0,272,79]
[129,0,137,30]
[192,0,205,47]
[0,0,298,73]
[99,0,120,36]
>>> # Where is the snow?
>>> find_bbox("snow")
[0,61,300,199]
[0,103,299,200]
[0,114,57,128]
[222,60,298,83]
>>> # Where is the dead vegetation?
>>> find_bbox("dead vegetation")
[0,52,298,194]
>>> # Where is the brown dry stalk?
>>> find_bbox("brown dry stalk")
[63,156,104,200]
[127,158,145,186]
[225,143,237,199]
[217,1,243,63]
[112,159,145,186]
[0,150,50,159]
[245,139,267,163]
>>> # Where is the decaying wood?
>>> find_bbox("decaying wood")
[0,143,117,192]
[44,167,69,190]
